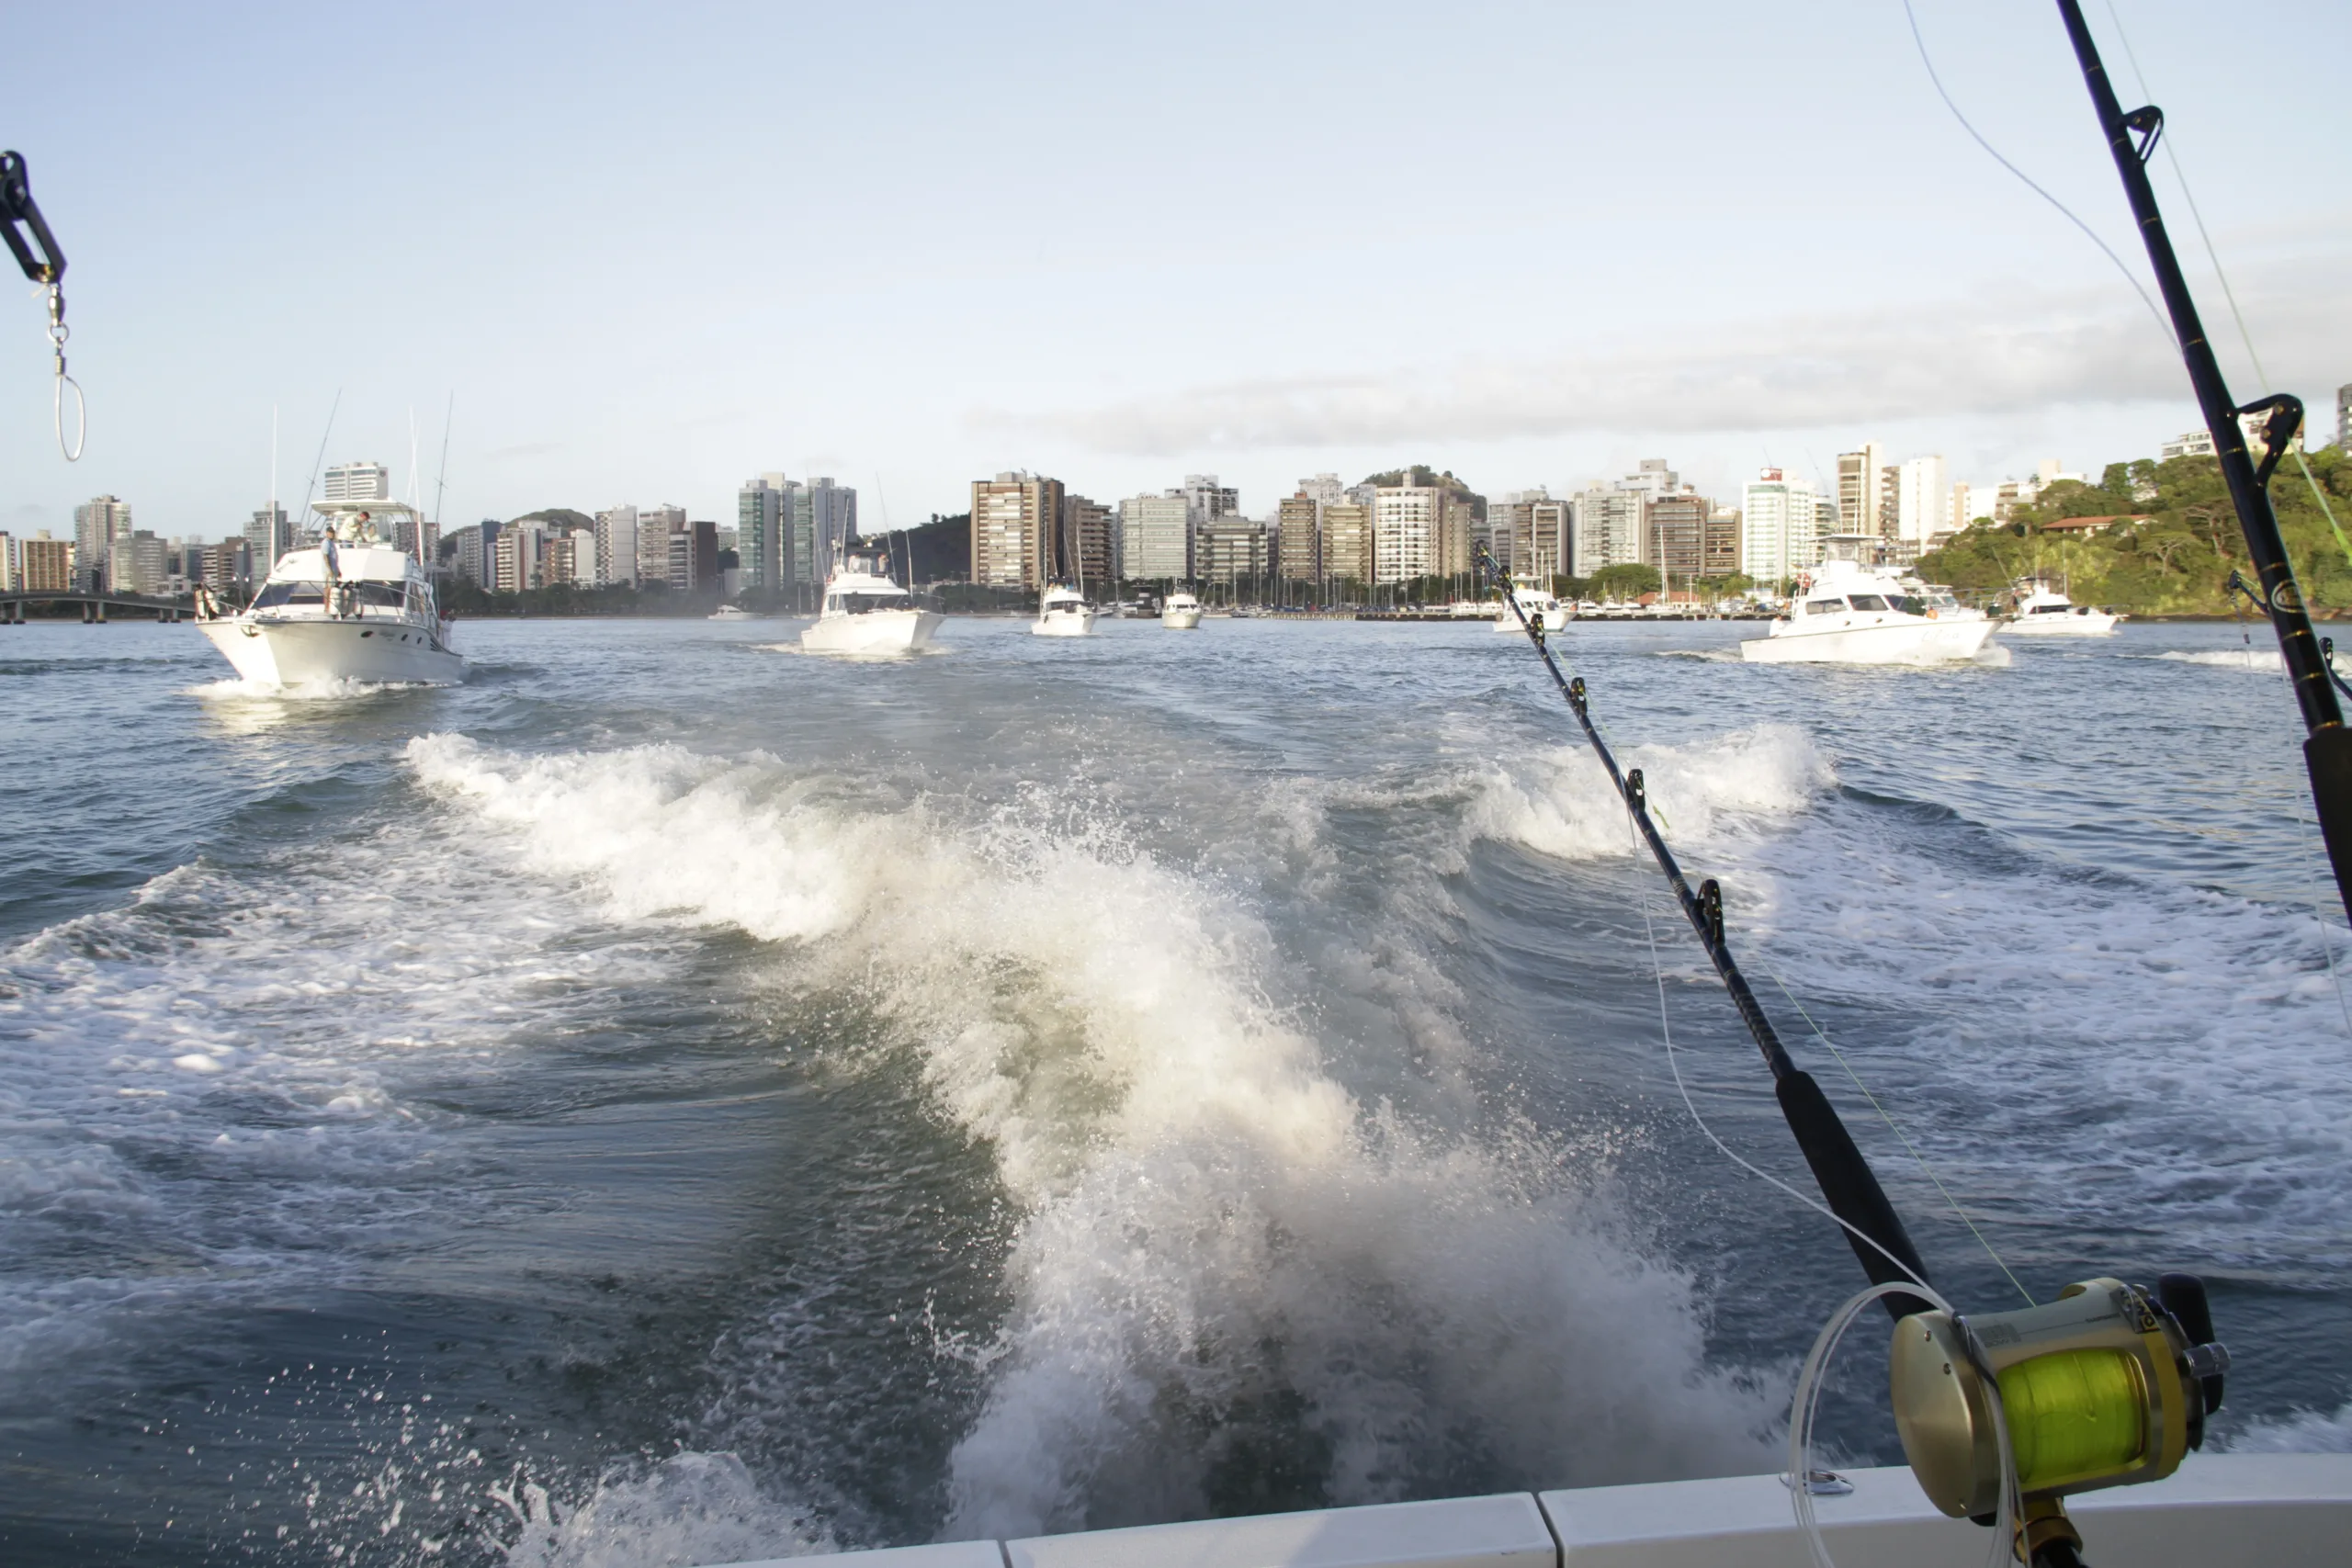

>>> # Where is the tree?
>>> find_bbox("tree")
[1588,563,1662,600]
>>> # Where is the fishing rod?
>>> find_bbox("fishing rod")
[1480,548,2231,1566]
[2051,0,2352,921]
[1474,545,1931,1316]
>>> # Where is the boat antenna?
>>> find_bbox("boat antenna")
[433,392,454,557]
[1473,541,1932,1314]
[2047,0,2352,918]
[299,388,342,530]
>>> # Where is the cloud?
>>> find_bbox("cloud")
[975,269,2351,457]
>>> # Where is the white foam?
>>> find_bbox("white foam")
[2223,1401,2352,1453]
[495,1452,829,1568]
[186,674,423,700]
[409,735,1786,1538]
[1464,725,1833,866]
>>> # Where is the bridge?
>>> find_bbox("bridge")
[0,590,198,624]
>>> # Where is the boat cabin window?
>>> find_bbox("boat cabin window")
[1883,594,1924,614]
[1848,593,1889,612]
[252,581,325,608]
[841,592,906,614]
[1805,598,1845,615]
[2031,603,2067,614]
[825,595,842,613]
[351,581,406,609]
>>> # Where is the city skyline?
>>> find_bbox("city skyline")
[3,2,2346,540]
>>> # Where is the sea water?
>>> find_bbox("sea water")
[2,615,2347,1564]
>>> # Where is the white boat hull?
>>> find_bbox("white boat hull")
[1161,608,1203,629]
[1494,606,1569,632]
[1033,611,1096,637]
[1740,617,1996,665]
[198,617,466,685]
[800,609,942,656]
[2003,609,2120,636]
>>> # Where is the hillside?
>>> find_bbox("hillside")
[1917,447,2352,615]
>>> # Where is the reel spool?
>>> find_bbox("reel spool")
[1891,1274,2230,1520]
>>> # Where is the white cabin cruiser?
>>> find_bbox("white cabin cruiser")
[1160,591,1204,629]
[1494,581,1568,633]
[707,604,754,622]
[800,552,941,655]
[196,502,464,685]
[2005,577,2121,636]
[1741,550,1996,665]
[1033,583,1095,637]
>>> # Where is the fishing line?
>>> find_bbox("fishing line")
[1898,0,2175,350]
[2095,0,2352,569]
[1616,715,1931,1296]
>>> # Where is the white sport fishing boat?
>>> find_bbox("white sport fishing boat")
[1494,581,1568,633]
[2005,577,2121,636]
[1160,591,1204,629]
[1741,544,1997,665]
[1033,583,1095,637]
[708,604,754,622]
[195,502,464,685]
[800,551,941,655]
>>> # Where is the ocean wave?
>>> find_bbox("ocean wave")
[408,734,1786,1538]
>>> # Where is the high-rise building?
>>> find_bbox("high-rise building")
[2337,385,2350,451]
[543,532,578,587]
[1322,502,1373,586]
[450,520,498,585]
[494,524,540,592]
[737,481,783,591]
[1705,508,1741,579]
[1298,473,1347,509]
[1836,444,1887,538]
[322,462,390,503]
[19,534,73,592]
[202,538,250,592]
[1119,493,1192,581]
[969,472,1064,588]
[662,520,718,592]
[1059,494,1114,588]
[1645,494,1716,584]
[1528,499,1571,582]
[1182,474,1238,529]
[109,531,167,594]
[1950,482,1987,531]
[1438,492,1476,578]
[242,505,291,578]
[596,505,640,587]
[1892,456,1949,556]
[636,505,685,586]
[1740,468,1824,585]
[1277,492,1320,583]
[74,495,131,570]
[1573,488,1643,574]
[1198,518,1271,586]
[805,479,856,577]
[1373,480,1442,584]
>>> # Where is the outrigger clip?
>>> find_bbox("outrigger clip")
[1,151,65,284]
[2120,103,2163,164]
[2234,393,2303,489]
[1698,877,1725,953]
[1566,675,1588,718]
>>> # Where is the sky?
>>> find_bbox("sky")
[3,0,2346,541]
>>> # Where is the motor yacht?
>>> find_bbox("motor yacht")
[1160,591,1204,629]
[1740,554,1997,665]
[800,552,941,655]
[196,502,464,685]
[1492,581,1568,633]
[1032,583,1095,637]
[2004,576,2120,636]
[707,604,754,622]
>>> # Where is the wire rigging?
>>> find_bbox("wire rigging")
[1898,0,2175,350]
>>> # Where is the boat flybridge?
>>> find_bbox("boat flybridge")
[1160,590,1204,629]
[196,501,464,685]
[1032,582,1095,637]
[2005,576,2121,636]
[1494,579,1568,633]
[1740,536,1997,665]
[800,549,941,655]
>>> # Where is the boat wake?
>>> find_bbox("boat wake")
[408,734,1786,1540]
[185,673,430,700]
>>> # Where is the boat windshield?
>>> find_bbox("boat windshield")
[2031,603,2069,614]
[251,582,325,608]
[829,592,910,614]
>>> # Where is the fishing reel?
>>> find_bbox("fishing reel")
[1891,1274,2229,1551]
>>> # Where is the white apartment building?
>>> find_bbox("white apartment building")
[596,505,640,587]
[74,495,130,571]
[1120,493,1192,581]
[1950,482,1991,531]
[635,505,684,585]
[806,478,857,576]
[1837,444,1887,536]
[322,462,390,503]
[1892,456,1948,550]
[1373,481,1441,584]
[2160,430,2216,461]
[1573,488,1643,574]
[970,472,1064,588]
[1740,468,1824,585]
